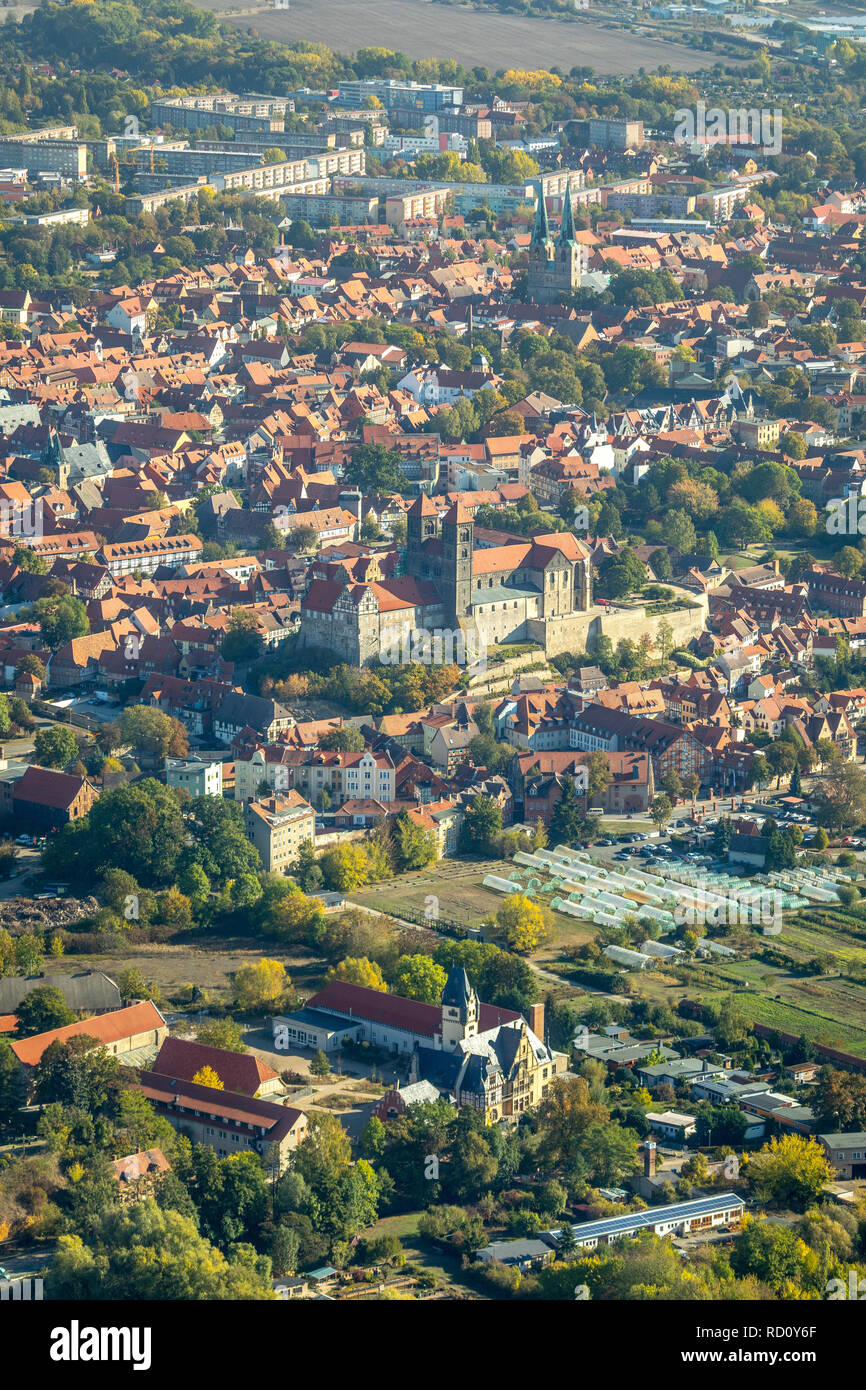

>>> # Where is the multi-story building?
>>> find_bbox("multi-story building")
[734,416,781,450]
[133,1071,307,1171]
[236,746,396,809]
[98,534,203,577]
[0,137,87,179]
[588,117,645,150]
[333,80,463,113]
[243,790,315,873]
[818,1131,866,1180]
[569,706,711,783]
[165,757,223,799]
[277,970,565,1122]
[280,191,379,225]
[806,567,866,618]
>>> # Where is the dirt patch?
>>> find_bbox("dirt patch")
[0,895,99,933]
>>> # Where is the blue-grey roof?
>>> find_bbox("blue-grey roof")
[276,1007,362,1033]
[547,1193,745,1245]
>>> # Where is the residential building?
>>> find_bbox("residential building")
[243,789,315,873]
[133,1071,307,1171]
[165,757,223,798]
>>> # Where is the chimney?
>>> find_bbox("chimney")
[644,1140,657,1178]
[528,1002,545,1038]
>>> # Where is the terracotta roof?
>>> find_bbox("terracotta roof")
[134,1070,305,1142]
[13,765,90,811]
[306,979,518,1037]
[111,1148,171,1183]
[152,1035,279,1096]
[11,1000,166,1067]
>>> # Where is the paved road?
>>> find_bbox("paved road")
[0,845,42,900]
[0,1249,53,1280]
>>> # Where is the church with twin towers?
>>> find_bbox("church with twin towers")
[527,178,586,304]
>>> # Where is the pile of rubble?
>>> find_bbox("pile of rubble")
[0,896,99,932]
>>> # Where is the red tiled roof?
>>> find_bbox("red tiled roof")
[13,765,89,811]
[306,980,518,1037]
[134,1071,305,1141]
[10,1000,166,1066]
[152,1036,278,1096]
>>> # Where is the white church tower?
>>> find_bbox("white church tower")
[440,967,479,1050]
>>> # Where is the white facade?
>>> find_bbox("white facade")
[165,757,223,798]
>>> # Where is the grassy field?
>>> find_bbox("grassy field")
[360,1212,482,1297]
[618,908,866,1056]
[350,858,509,928]
[357,858,866,1056]
[190,0,717,73]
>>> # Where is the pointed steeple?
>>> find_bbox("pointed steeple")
[558,188,577,246]
[530,180,551,248]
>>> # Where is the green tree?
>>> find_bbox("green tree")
[120,706,188,762]
[650,794,673,833]
[746,1134,834,1212]
[391,811,438,872]
[31,593,89,649]
[393,953,447,1003]
[14,986,76,1038]
[47,1198,275,1299]
[0,1037,26,1137]
[33,724,79,769]
[549,775,584,845]
[459,795,503,855]
[344,443,406,494]
[309,1050,331,1078]
[318,726,365,752]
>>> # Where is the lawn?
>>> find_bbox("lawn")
[360,1212,482,1297]
[350,858,510,928]
[353,858,866,1056]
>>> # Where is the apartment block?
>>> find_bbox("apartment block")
[0,138,87,179]
[243,790,316,873]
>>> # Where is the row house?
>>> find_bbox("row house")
[234,744,396,807]
[516,749,654,821]
[99,533,204,578]
[569,705,712,783]
[806,567,866,619]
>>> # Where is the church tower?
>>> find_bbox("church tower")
[406,492,439,581]
[440,498,473,625]
[527,180,583,303]
[554,184,583,295]
[526,179,555,305]
[440,967,479,1050]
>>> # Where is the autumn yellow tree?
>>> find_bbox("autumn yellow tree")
[192,1065,223,1090]
[495,893,551,954]
[328,957,386,991]
[232,959,290,1012]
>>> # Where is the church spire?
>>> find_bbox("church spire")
[530,180,551,248]
[559,187,576,246]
